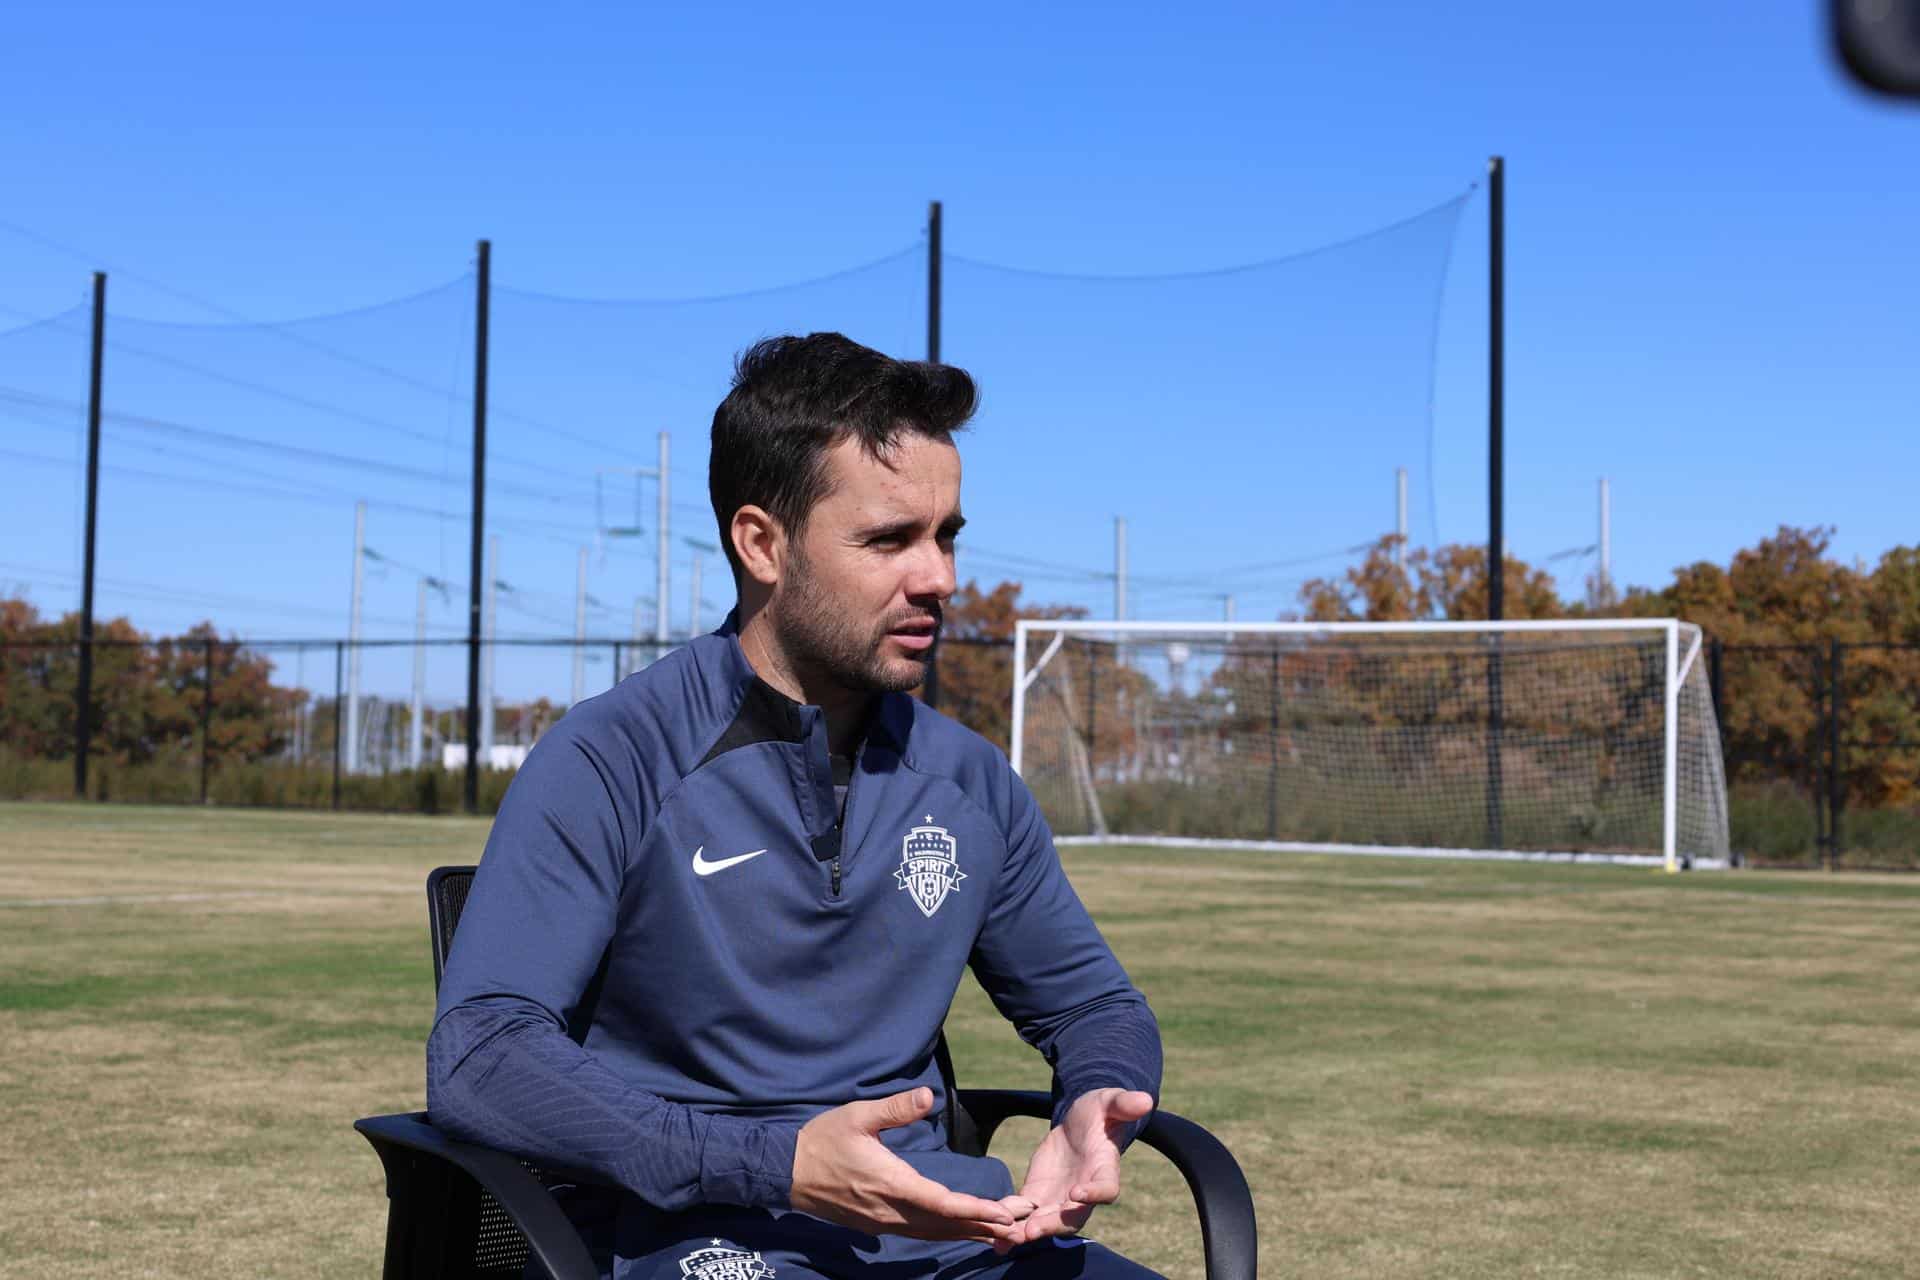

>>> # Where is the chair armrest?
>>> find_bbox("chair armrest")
[355,1111,600,1280]
[955,1090,1257,1280]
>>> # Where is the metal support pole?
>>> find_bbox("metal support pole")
[332,640,344,811]
[612,641,623,688]
[1010,625,1029,776]
[1488,155,1505,624]
[1485,156,1506,852]
[1662,622,1680,873]
[346,499,366,773]
[1268,648,1281,839]
[1487,636,1505,850]
[655,432,670,650]
[464,239,491,813]
[1395,466,1408,572]
[927,200,942,364]
[1708,636,1724,736]
[75,271,106,800]
[1828,639,1844,869]
[690,552,703,637]
[1598,476,1612,602]
[921,201,947,709]
[481,536,498,760]
[410,579,427,769]
[573,546,588,705]
[1087,646,1100,774]
[200,636,214,804]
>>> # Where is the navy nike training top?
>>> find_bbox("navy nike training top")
[426,617,1161,1221]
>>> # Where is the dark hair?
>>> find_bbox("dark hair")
[709,332,976,584]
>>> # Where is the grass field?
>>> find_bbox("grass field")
[2,803,1917,1278]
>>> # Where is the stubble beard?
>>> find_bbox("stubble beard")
[776,553,935,695]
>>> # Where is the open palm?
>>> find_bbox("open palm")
[1004,1088,1155,1247]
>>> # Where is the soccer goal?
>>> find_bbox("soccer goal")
[1010,619,1730,871]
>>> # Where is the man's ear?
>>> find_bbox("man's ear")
[730,505,784,588]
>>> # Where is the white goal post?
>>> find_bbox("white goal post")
[1011,619,1730,872]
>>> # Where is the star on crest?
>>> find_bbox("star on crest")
[924,814,934,823]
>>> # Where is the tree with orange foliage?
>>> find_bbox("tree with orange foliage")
[1298,535,1564,622]
[0,598,297,770]
[930,580,1084,751]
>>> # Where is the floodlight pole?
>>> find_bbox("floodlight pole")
[690,553,703,637]
[464,239,491,814]
[481,537,499,762]
[74,271,105,800]
[573,546,589,705]
[346,500,366,773]
[410,579,427,770]
[655,432,670,650]
[1488,156,1505,624]
[1598,477,1612,602]
[1395,466,1408,573]
[927,200,942,364]
[1486,156,1506,850]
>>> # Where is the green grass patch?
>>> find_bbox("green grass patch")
[3,801,1918,1276]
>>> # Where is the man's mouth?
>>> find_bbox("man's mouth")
[887,616,941,651]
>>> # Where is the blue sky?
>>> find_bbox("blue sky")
[2,1,1915,702]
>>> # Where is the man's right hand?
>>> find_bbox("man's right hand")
[789,1087,1026,1244]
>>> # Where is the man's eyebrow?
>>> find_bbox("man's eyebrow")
[854,518,921,540]
[854,512,967,539]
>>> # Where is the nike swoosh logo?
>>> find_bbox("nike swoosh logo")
[690,846,769,877]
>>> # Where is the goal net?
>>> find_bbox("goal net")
[1011,620,1730,870]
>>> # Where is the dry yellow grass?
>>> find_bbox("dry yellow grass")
[3,802,1918,1278]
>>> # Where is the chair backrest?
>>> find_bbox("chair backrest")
[426,865,982,1155]
[427,864,477,992]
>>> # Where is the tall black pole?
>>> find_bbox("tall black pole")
[1486,157,1506,849]
[923,201,944,709]
[1488,156,1505,622]
[74,271,106,800]
[464,240,491,814]
[927,200,942,365]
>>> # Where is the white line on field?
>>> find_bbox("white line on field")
[1056,834,1731,870]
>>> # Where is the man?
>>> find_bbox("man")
[428,333,1164,1280]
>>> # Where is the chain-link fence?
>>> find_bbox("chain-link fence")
[1710,639,1920,868]
[0,635,668,813]
[6,631,1918,867]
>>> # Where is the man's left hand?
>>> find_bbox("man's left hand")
[997,1087,1154,1251]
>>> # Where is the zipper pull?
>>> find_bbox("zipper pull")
[811,828,844,898]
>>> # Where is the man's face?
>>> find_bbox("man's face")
[773,432,963,695]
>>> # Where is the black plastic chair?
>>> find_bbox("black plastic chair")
[356,866,1257,1280]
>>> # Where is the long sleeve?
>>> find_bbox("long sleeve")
[968,775,1162,1138]
[425,730,797,1211]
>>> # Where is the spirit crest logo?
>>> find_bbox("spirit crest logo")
[679,1242,775,1280]
[896,817,965,918]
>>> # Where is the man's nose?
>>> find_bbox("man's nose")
[905,540,956,602]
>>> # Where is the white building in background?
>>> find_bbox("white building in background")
[441,743,531,771]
